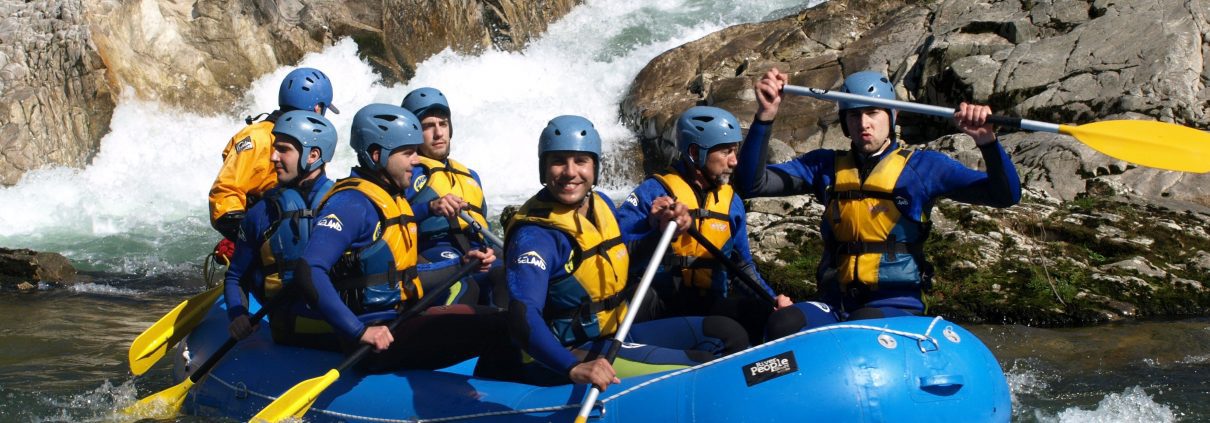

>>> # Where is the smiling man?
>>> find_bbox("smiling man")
[734,68,1021,338]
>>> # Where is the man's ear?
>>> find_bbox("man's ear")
[307,147,323,165]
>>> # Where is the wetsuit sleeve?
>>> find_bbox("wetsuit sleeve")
[223,204,265,320]
[918,141,1021,208]
[300,191,379,341]
[728,195,775,298]
[209,125,277,224]
[616,179,662,246]
[506,225,580,374]
[734,119,826,198]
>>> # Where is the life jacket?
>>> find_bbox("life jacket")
[651,170,734,292]
[413,156,489,246]
[824,147,930,293]
[257,178,335,299]
[320,177,423,314]
[507,192,630,346]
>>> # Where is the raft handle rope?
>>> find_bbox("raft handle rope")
[202,252,229,289]
[196,316,952,423]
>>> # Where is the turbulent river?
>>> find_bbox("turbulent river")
[0,0,1205,421]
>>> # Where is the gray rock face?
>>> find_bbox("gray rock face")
[0,247,76,287]
[0,0,111,185]
[624,0,1210,208]
[1,0,579,185]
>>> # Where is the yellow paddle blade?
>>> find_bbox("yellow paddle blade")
[119,378,193,420]
[128,286,223,375]
[251,369,340,423]
[1060,120,1210,173]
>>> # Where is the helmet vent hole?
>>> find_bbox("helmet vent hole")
[554,130,562,136]
[376,114,398,122]
[694,125,705,131]
[691,116,714,123]
[377,125,388,131]
[879,77,889,83]
[579,130,587,136]
[866,86,875,93]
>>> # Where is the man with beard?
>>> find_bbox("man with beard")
[617,106,795,345]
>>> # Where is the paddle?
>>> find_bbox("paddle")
[684,226,778,307]
[251,258,483,423]
[460,210,504,248]
[122,292,287,419]
[128,285,223,376]
[573,221,679,423]
[781,85,1210,173]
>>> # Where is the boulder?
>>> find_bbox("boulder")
[0,247,77,287]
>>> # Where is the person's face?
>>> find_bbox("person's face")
[845,107,893,155]
[543,151,595,207]
[271,138,303,185]
[419,113,451,160]
[383,146,421,189]
[699,143,739,186]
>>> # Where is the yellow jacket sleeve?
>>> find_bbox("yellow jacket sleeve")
[208,121,278,224]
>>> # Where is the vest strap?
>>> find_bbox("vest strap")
[832,190,898,201]
[690,208,730,220]
[542,288,629,321]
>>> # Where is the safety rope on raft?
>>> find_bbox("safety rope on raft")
[203,316,950,422]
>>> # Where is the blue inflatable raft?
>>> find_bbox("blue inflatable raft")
[173,299,1011,422]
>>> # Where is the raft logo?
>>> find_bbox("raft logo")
[517,251,547,270]
[626,193,638,207]
[316,214,343,232]
[741,351,797,387]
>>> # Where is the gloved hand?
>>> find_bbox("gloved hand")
[213,238,236,265]
[212,211,246,241]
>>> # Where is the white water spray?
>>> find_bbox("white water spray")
[0,0,816,274]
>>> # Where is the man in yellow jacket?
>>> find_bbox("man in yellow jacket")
[208,67,339,261]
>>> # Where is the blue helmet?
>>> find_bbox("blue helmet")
[272,110,338,173]
[350,104,423,171]
[278,67,338,115]
[837,70,896,136]
[676,106,743,168]
[401,87,451,119]
[538,115,601,184]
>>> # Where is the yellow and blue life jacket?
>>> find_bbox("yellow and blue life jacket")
[413,157,489,243]
[651,170,734,292]
[258,179,335,299]
[321,178,424,314]
[825,147,930,292]
[507,193,630,346]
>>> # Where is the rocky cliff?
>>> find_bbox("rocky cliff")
[624,0,1210,324]
[0,0,578,185]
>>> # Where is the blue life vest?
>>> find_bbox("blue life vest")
[258,178,334,299]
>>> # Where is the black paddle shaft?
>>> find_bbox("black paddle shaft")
[684,226,777,306]
[333,259,483,373]
[187,291,291,382]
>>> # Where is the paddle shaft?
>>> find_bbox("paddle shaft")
[460,211,504,249]
[684,226,777,307]
[574,222,680,423]
[782,85,1058,133]
[328,258,482,375]
[187,293,289,382]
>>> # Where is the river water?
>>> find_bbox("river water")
[0,0,1206,421]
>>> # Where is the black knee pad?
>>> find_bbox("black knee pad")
[701,315,750,354]
[765,306,807,341]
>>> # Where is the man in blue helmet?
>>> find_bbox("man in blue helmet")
[503,115,748,391]
[400,87,500,306]
[293,104,510,372]
[735,68,1020,338]
[616,105,798,344]
[208,67,339,264]
[223,110,341,350]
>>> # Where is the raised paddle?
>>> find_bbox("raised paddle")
[122,292,288,419]
[460,210,504,249]
[251,258,483,423]
[684,226,778,307]
[128,285,223,375]
[573,221,680,423]
[782,84,1210,173]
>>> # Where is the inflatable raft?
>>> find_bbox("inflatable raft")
[173,298,1011,422]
